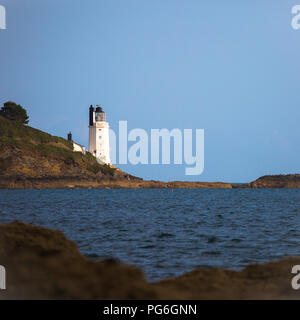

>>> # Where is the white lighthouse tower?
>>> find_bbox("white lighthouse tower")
[88,105,111,164]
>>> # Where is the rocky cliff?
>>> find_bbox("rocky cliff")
[0,115,142,188]
[242,174,300,188]
[0,116,232,189]
[0,116,299,189]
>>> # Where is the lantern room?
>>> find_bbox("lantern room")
[95,106,106,122]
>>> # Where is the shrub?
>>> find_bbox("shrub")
[0,102,29,124]
[87,163,102,174]
[64,156,75,165]
[100,164,115,176]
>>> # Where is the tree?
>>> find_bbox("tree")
[0,101,29,124]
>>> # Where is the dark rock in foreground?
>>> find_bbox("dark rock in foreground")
[0,222,299,299]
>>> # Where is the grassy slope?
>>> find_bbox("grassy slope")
[0,116,115,176]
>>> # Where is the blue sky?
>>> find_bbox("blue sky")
[0,0,299,182]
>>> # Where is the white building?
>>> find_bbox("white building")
[73,142,86,154]
[67,132,86,154]
[88,105,111,164]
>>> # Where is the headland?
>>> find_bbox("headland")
[0,116,299,189]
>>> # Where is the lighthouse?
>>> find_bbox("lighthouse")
[88,105,111,164]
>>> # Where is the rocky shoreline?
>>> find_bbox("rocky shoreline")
[0,175,232,189]
[1,115,299,189]
[1,174,300,189]
[241,174,300,189]
[0,222,299,299]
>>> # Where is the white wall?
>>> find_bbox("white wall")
[89,121,110,164]
[73,142,86,154]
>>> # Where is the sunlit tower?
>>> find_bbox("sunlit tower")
[88,105,110,164]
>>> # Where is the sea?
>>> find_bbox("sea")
[0,188,299,281]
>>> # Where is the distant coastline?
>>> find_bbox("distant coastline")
[0,115,299,189]
[1,174,300,189]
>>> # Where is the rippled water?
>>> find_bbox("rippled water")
[0,189,299,281]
